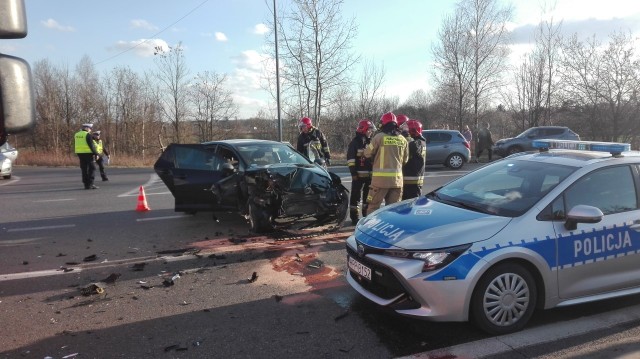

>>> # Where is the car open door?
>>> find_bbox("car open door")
[154,144,224,212]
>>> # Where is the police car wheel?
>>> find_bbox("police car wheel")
[471,263,537,335]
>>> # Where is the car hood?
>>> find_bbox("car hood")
[246,163,336,193]
[355,197,511,250]
[494,137,515,145]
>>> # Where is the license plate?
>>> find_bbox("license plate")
[348,256,372,281]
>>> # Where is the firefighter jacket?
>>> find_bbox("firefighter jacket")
[364,130,408,188]
[297,127,331,160]
[74,130,98,155]
[402,135,426,185]
[347,133,372,179]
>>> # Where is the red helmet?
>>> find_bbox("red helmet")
[396,114,409,127]
[380,112,397,126]
[406,119,423,137]
[299,117,313,130]
[356,119,375,134]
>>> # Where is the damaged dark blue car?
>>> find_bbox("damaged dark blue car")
[154,139,349,233]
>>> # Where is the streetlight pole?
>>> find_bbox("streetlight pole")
[273,0,282,142]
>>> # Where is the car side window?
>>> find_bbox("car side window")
[545,128,565,136]
[174,146,218,170]
[565,166,637,216]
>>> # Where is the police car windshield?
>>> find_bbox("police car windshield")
[435,160,576,217]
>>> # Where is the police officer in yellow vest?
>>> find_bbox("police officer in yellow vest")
[92,130,110,181]
[364,112,409,215]
[74,123,100,189]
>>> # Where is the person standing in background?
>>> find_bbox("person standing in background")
[92,130,110,181]
[476,122,494,162]
[346,119,376,225]
[74,123,99,189]
[462,124,473,159]
[364,112,409,215]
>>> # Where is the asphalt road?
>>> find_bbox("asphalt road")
[2,165,640,358]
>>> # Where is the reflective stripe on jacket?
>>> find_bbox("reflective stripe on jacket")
[364,132,408,188]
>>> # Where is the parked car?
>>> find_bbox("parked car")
[492,126,580,158]
[346,139,640,334]
[422,129,470,169]
[0,142,18,179]
[154,139,349,233]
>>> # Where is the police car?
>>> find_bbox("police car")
[346,139,640,334]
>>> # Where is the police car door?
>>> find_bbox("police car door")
[551,165,640,299]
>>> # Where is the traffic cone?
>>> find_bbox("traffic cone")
[136,185,150,212]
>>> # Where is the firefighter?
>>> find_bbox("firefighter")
[396,114,410,138]
[402,119,427,200]
[346,119,376,225]
[364,112,409,215]
[296,117,331,166]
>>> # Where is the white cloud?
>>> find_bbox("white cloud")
[253,23,269,35]
[110,38,169,58]
[215,32,228,42]
[130,19,159,31]
[41,19,75,32]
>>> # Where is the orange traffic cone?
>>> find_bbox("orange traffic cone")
[136,185,150,212]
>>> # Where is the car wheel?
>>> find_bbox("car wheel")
[248,200,273,233]
[446,153,465,169]
[471,263,537,335]
[507,146,523,155]
[2,174,10,179]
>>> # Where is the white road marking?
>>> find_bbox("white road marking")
[0,237,45,246]
[118,173,164,197]
[34,198,75,203]
[0,175,19,186]
[7,224,75,232]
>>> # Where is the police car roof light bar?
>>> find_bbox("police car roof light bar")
[532,139,631,156]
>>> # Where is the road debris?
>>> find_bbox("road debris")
[131,262,146,271]
[334,310,350,321]
[229,237,248,244]
[274,294,283,302]
[58,267,74,273]
[307,259,324,269]
[163,273,181,287]
[294,253,302,262]
[79,282,106,296]
[247,272,258,283]
[83,254,97,262]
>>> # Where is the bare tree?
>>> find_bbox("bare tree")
[268,0,358,128]
[190,71,237,141]
[461,0,513,130]
[356,59,385,119]
[431,10,474,130]
[153,42,191,143]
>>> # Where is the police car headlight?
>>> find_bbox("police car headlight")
[385,244,471,272]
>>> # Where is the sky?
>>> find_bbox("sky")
[3,0,640,118]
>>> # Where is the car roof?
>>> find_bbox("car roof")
[508,148,640,167]
[201,139,284,146]
[422,129,463,134]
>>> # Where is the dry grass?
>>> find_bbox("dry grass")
[16,150,158,167]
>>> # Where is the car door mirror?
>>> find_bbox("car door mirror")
[314,157,326,166]
[565,204,604,230]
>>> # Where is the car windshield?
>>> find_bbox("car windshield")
[432,159,577,217]
[515,128,535,138]
[236,143,312,167]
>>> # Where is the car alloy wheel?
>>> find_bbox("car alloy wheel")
[447,153,464,169]
[471,263,537,334]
